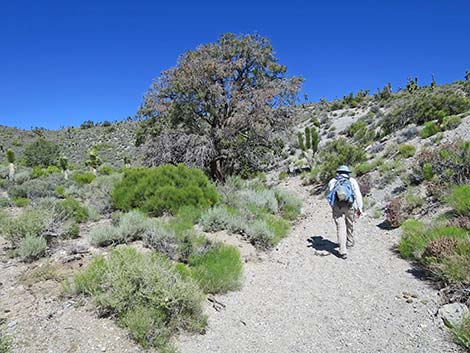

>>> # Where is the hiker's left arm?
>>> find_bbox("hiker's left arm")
[352,179,363,214]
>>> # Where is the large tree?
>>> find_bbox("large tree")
[138,33,302,180]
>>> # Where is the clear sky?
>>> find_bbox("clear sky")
[1,0,469,129]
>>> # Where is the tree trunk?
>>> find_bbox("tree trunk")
[8,163,15,180]
[210,159,224,182]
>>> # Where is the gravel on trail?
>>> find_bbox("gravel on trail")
[177,178,463,353]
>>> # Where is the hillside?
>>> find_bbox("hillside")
[0,78,469,352]
[0,120,141,168]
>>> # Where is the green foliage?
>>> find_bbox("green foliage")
[200,177,300,248]
[420,121,440,138]
[275,188,302,221]
[85,149,103,170]
[278,171,288,181]
[297,132,305,151]
[0,207,52,246]
[188,243,242,294]
[0,333,11,353]
[12,196,29,207]
[90,210,148,247]
[452,314,470,349]
[58,198,89,223]
[406,76,419,93]
[415,141,470,188]
[139,33,302,180]
[311,128,319,154]
[73,246,206,350]
[59,156,69,171]
[18,235,47,261]
[317,138,367,182]
[304,127,311,150]
[112,164,219,216]
[64,222,80,239]
[23,138,60,167]
[398,144,416,158]
[447,185,470,216]
[99,165,114,175]
[442,115,462,131]
[72,172,96,185]
[382,85,470,134]
[55,185,66,197]
[6,149,15,164]
[32,165,61,178]
[422,163,434,181]
[399,220,468,260]
[355,158,383,176]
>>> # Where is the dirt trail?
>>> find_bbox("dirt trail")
[178,178,462,353]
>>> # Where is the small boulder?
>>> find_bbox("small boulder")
[438,303,469,328]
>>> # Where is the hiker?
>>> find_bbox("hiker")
[326,165,363,259]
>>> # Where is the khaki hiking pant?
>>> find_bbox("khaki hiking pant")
[332,203,355,256]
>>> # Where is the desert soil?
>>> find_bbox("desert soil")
[177,178,462,353]
[0,177,463,353]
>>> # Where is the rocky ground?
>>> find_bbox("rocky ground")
[0,177,464,353]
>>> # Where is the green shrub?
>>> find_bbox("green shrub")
[278,171,288,181]
[0,333,11,353]
[116,210,150,241]
[55,185,66,197]
[0,207,52,246]
[398,144,416,158]
[12,196,29,207]
[398,220,427,259]
[447,185,470,216]
[422,163,434,181]
[274,189,302,221]
[89,224,121,247]
[64,222,80,239]
[32,165,61,178]
[420,121,440,138]
[23,138,60,167]
[75,174,122,215]
[442,115,462,130]
[18,236,47,261]
[72,172,96,185]
[399,220,468,260]
[189,243,242,294]
[452,313,470,349]
[112,165,219,216]
[142,221,179,259]
[382,85,470,134]
[415,141,470,187]
[317,138,367,182]
[73,246,206,351]
[245,219,275,249]
[90,211,150,247]
[99,165,114,175]
[264,214,290,244]
[58,198,89,223]
[199,206,232,232]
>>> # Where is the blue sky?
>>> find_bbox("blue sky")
[1,0,469,129]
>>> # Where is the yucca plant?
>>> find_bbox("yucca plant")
[59,156,69,180]
[85,149,102,175]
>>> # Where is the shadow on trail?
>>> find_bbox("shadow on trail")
[307,236,341,258]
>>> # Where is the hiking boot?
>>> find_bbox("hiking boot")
[340,253,348,260]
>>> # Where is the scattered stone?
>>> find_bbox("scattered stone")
[438,303,469,328]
